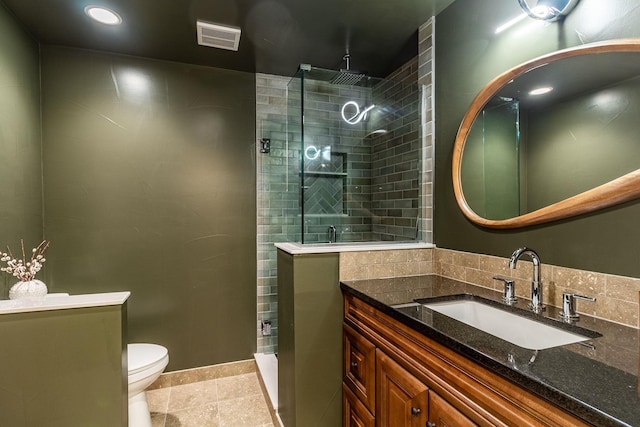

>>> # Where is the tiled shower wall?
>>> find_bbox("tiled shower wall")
[370,57,422,241]
[418,18,434,244]
[255,18,435,353]
[256,74,292,354]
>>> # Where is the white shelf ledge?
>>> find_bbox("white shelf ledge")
[275,241,435,255]
[0,291,131,315]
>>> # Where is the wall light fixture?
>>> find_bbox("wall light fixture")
[517,0,580,22]
[341,101,375,125]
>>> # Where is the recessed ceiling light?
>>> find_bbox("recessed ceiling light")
[529,86,554,96]
[85,6,122,25]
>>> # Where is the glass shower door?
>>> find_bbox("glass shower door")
[287,65,423,244]
[286,71,303,243]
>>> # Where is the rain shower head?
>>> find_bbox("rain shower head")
[330,71,366,85]
[330,53,366,85]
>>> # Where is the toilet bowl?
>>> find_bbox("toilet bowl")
[128,343,169,427]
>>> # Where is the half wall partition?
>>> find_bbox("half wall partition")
[255,61,428,356]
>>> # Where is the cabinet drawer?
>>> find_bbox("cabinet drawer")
[429,390,477,427]
[344,322,376,413]
[343,383,375,427]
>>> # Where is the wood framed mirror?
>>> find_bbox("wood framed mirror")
[452,39,640,229]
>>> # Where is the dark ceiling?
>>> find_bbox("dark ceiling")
[2,0,456,78]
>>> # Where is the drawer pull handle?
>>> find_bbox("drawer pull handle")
[427,422,436,427]
[350,361,358,367]
[411,407,421,416]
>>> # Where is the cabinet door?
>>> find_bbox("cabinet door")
[344,323,376,413]
[428,391,477,427]
[344,383,375,427]
[376,349,428,427]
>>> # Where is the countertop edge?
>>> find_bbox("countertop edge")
[275,241,435,254]
[0,291,131,315]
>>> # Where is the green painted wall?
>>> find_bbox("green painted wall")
[41,46,257,370]
[277,250,295,427]
[277,250,342,427]
[435,0,640,277]
[0,304,127,426]
[526,78,640,211]
[0,3,43,296]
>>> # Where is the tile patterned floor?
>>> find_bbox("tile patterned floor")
[147,372,274,427]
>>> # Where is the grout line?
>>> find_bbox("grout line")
[215,377,220,427]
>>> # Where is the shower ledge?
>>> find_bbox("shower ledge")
[0,291,130,315]
[275,241,435,255]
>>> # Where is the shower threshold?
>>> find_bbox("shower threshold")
[255,352,278,409]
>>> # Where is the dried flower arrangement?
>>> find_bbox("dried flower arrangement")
[0,240,50,282]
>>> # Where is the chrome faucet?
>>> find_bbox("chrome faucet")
[559,292,596,323]
[328,225,337,243]
[493,276,517,305]
[509,247,544,313]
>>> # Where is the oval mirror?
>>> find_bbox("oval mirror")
[452,39,640,229]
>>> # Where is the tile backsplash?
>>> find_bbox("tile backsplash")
[340,247,640,328]
[340,248,434,281]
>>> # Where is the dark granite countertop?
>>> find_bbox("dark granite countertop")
[341,275,640,427]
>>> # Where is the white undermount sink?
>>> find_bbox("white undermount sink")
[424,300,591,350]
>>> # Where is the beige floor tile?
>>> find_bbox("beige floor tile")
[165,403,219,427]
[148,387,171,413]
[168,379,218,411]
[147,369,273,427]
[218,394,272,427]
[151,412,166,427]
[217,373,262,401]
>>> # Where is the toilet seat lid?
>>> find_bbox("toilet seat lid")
[128,343,168,374]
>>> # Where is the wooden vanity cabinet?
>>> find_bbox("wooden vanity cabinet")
[343,383,375,427]
[343,293,591,427]
[344,325,474,427]
[344,323,376,413]
[376,349,429,427]
[429,390,477,427]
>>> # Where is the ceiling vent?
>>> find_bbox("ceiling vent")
[196,21,241,51]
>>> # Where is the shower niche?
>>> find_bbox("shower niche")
[285,65,424,244]
[302,147,348,217]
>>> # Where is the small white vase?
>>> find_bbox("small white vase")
[9,279,48,300]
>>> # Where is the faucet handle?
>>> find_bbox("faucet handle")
[559,292,596,322]
[493,276,518,305]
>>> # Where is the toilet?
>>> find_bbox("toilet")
[128,343,169,427]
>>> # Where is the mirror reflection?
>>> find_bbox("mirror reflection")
[461,47,640,221]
